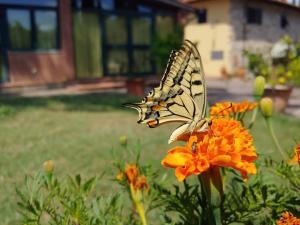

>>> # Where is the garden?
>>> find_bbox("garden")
[1,35,300,225]
[0,82,300,224]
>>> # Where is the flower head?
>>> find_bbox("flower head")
[260,97,273,118]
[277,212,300,225]
[161,118,257,181]
[210,101,257,117]
[43,160,54,173]
[289,143,300,166]
[253,76,266,99]
[118,164,149,191]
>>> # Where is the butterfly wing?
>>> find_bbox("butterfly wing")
[125,40,207,141]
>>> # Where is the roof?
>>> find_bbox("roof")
[152,0,194,11]
[181,0,300,11]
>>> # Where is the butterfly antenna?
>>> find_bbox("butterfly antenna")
[122,103,139,109]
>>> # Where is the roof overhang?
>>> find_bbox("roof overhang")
[152,0,194,11]
[182,0,300,11]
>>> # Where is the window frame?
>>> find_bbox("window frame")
[5,3,60,52]
[246,7,262,25]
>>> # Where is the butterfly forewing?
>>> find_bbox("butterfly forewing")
[124,40,207,142]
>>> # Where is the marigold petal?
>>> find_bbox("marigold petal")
[175,167,189,181]
[210,155,232,166]
[161,150,193,168]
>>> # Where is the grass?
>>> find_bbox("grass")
[0,93,300,224]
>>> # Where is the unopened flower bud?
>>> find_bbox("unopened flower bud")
[43,160,54,173]
[119,135,127,147]
[260,97,273,118]
[253,76,266,100]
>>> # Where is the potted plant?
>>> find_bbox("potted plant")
[244,36,300,112]
[126,77,145,96]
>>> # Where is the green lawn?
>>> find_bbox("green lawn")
[0,94,300,224]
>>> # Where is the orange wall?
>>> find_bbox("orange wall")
[4,0,75,88]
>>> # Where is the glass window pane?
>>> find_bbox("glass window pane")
[100,0,114,10]
[132,16,151,45]
[35,10,57,49]
[0,0,57,6]
[73,12,103,78]
[107,49,128,74]
[156,15,174,39]
[7,9,31,49]
[105,15,127,45]
[133,50,151,73]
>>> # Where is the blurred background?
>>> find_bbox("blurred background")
[1,0,300,224]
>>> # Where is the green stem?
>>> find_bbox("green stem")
[198,169,223,225]
[248,107,258,129]
[130,185,147,225]
[266,118,288,161]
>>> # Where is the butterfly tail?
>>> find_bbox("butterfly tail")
[168,123,190,144]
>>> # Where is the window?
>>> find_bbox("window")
[7,9,32,49]
[100,0,114,10]
[0,0,57,6]
[7,8,59,50]
[280,14,289,29]
[197,9,207,23]
[246,7,262,25]
[211,51,223,60]
[35,11,58,49]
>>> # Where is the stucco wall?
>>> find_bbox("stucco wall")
[3,0,75,88]
[184,0,233,77]
[230,0,300,70]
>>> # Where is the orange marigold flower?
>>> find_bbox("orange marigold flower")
[135,175,149,190]
[277,212,300,225]
[125,164,139,184]
[120,164,149,190]
[210,100,257,117]
[289,143,300,166]
[161,118,257,181]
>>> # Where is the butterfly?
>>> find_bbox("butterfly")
[124,40,210,144]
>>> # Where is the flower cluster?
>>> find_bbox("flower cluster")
[289,143,300,166]
[210,100,257,117]
[277,212,300,225]
[161,118,257,181]
[117,164,148,190]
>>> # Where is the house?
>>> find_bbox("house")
[0,0,190,89]
[183,0,300,77]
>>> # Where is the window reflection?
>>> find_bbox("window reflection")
[105,15,127,44]
[0,0,57,6]
[7,9,32,49]
[107,49,128,74]
[133,50,151,73]
[132,16,151,45]
[100,0,114,10]
[35,11,57,49]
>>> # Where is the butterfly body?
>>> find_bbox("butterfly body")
[125,40,208,144]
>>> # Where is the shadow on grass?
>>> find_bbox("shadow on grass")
[0,93,140,117]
